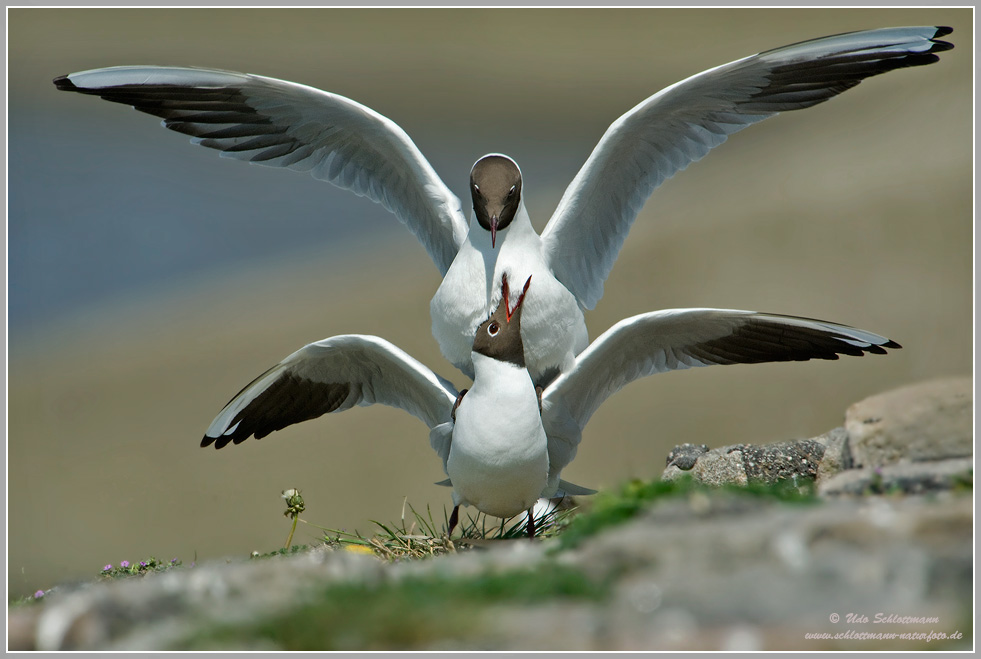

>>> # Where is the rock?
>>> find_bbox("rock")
[662,377,972,489]
[734,439,826,483]
[7,604,40,651]
[845,376,972,468]
[22,548,393,651]
[818,457,973,497]
[561,492,972,651]
[813,427,851,484]
[661,439,829,486]
[681,448,747,486]
[665,443,709,470]
[12,490,971,651]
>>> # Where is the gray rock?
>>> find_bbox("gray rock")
[665,443,709,470]
[818,457,973,497]
[662,377,973,489]
[687,448,748,486]
[813,427,852,483]
[845,376,972,467]
[732,439,826,482]
[560,492,971,651]
[10,491,972,651]
[18,548,399,651]
[661,438,829,486]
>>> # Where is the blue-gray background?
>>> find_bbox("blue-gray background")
[8,8,972,595]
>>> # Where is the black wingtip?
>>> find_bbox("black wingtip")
[53,74,78,91]
[863,338,902,356]
[930,26,955,53]
[201,433,238,449]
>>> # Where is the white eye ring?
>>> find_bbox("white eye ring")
[487,322,500,336]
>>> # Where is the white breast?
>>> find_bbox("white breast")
[447,353,549,518]
[495,245,588,383]
[430,205,589,384]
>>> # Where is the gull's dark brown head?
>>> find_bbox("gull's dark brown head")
[472,273,532,367]
[470,154,522,248]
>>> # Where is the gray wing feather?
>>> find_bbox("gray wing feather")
[541,26,953,309]
[54,66,468,275]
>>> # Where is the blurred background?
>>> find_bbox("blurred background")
[8,8,972,597]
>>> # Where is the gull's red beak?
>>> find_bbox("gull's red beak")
[502,273,532,323]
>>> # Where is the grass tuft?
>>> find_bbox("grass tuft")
[251,545,311,560]
[317,499,578,560]
[98,555,187,581]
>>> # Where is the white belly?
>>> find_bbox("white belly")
[447,356,549,519]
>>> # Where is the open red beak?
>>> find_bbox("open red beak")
[502,273,532,322]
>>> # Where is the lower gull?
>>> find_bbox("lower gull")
[202,275,899,537]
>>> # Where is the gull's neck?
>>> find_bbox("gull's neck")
[468,200,535,255]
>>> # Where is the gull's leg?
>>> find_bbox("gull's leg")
[526,507,536,539]
[448,505,460,537]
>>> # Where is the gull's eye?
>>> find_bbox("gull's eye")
[472,183,480,194]
[506,185,516,198]
[487,321,500,336]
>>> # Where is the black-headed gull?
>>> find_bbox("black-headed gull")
[54,26,949,385]
[201,274,900,536]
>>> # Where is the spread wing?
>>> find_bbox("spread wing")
[541,26,953,309]
[541,308,901,473]
[202,334,459,449]
[54,66,468,275]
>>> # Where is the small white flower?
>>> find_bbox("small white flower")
[281,488,305,518]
